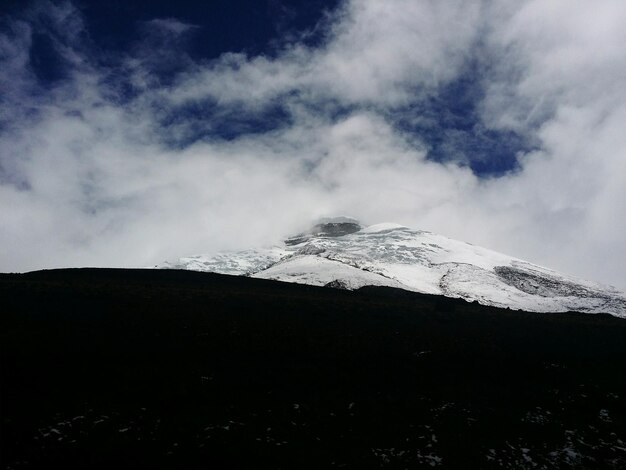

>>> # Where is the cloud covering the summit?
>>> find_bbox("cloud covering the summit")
[1,0,625,289]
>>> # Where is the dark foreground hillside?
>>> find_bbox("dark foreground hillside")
[1,269,626,469]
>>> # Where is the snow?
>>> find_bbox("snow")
[255,256,405,290]
[371,263,443,295]
[160,246,288,276]
[360,223,408,233]
[157,221,626,318]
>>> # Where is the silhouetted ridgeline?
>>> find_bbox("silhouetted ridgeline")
[2,268,626,469]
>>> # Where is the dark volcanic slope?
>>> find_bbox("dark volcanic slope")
[1,269,626,469]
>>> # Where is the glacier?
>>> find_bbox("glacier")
[158,220,626,318]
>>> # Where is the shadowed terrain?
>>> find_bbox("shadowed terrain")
[1,268,626,469]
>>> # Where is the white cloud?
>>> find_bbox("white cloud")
[1,0,625,290]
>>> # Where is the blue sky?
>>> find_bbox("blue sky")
[5,0,529,175]
[1,0,626,289]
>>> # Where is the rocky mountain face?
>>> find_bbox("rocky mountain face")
[159,219,626,317]
[285,217,362,245]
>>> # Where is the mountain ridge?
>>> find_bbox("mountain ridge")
[3,267,626,468]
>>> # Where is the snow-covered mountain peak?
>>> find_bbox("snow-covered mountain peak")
[158,221,626,318]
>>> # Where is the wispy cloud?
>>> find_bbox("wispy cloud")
[1,0,625,289]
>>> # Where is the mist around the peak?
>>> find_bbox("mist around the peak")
[1,1,625,289]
